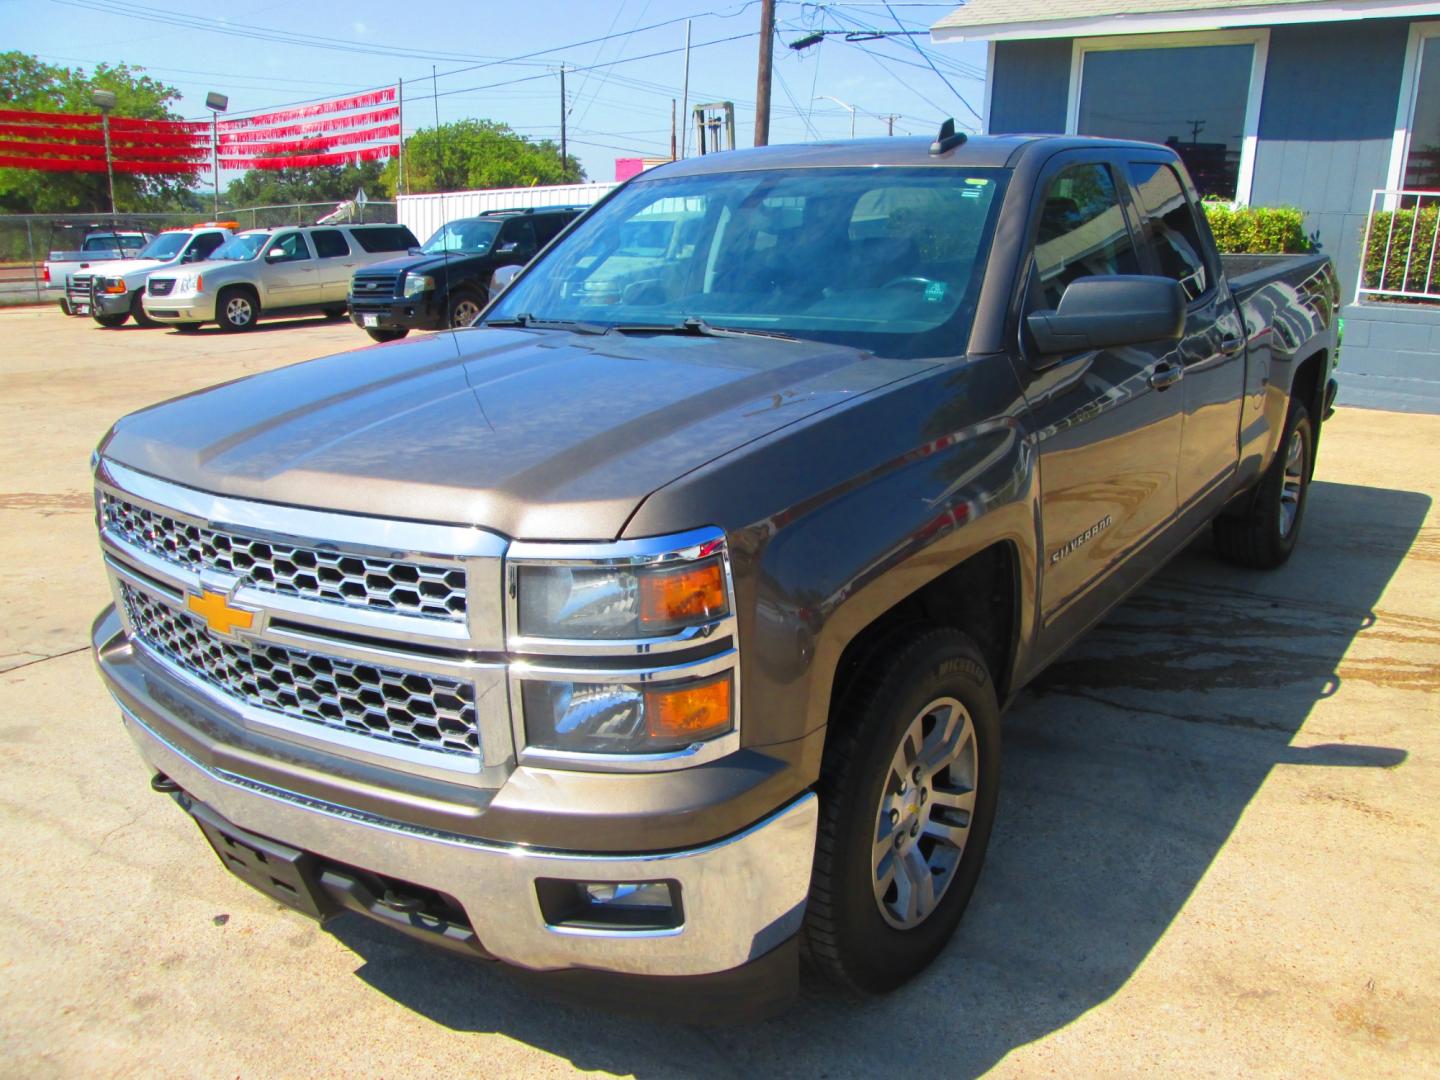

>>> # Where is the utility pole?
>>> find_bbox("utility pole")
[882,113,899,136]
[754,0,775,146]
[670,99,677,160]
[680,20,692,158]
[397,77,405,195]
[559,64,568,181]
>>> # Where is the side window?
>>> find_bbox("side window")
[500,219,537,258]
[189,232,225,260]
[1032,162,1140,309]
[267,232,310,263]
[1128,162,1210,301]
[311,229,350,258]
[531,213,568,246]
[350,226,418,253]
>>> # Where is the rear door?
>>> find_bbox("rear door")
[309,228,353,300]
[260,231,318,308]
[1020,152,1186,650]
[1125,157,1247,513]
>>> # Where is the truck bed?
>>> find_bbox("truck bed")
[1220,252,1332,302]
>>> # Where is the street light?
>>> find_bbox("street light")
[812,95,856,139]
[91,89,117,215]
[206,91,228,217]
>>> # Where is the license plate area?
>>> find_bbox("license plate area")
[74,303,90,315]
[361,314,378,327]
[189,801,332,919]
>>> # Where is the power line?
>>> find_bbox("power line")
[881,1,983,123]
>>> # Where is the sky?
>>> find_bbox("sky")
[0,0,988,187]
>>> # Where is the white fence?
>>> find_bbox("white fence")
[1356,188,1440,304]
[397,182,616,242]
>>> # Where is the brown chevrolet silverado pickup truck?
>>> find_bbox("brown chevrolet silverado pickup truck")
[91,128,1338,1018]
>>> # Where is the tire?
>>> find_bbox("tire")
[322,306,348,320]
[175,323,203,334]
[365,327,409,343]
[93,312,129,328]
[129,293,160,328]
[803,627,1001,994]
[1213,399,1313,569]
[447,289,486,329]
[216,286,259,332]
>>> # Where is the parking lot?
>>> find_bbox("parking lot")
[0,304,1436,1077]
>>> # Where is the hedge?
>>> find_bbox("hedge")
[1360,205,1439,295]
[1202,203,1311,254]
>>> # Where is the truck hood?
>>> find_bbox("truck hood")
[362,251,480,277]
[85,257,165,279]
[100,327,930,539]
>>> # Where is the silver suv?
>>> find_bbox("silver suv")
[142,223,418,332]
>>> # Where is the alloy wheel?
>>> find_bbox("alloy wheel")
[1279,428,1306,537]
[451,298,481,327]
[226,297,253,327]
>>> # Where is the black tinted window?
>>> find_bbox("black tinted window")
[1033,163,1139,309]
[190,232,225,258]
[1128,163,1209,300]
[532,211,576,245]
[351,226,419,253]
[312,229,350,258]
[499,219,537,256]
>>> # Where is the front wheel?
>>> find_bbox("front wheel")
[803,627,1001,994]
[322,305,347,320]
[1213,399,1313,569]
[365,327,409,343]
[130,294,160,328]
[217,287,259,332]
[447,290,486,328]
[94,312,129,328]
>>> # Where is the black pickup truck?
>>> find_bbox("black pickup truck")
[91,131,1337,1018]
[347,206,584,341]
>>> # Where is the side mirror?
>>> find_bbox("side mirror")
[181,249,199,263]
[265,247,285,260]
[1026,275,1185,356]
[490,264,523,293]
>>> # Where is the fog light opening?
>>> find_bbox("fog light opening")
[536,878,683,932]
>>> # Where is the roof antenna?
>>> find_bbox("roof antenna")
[930,117,966,155]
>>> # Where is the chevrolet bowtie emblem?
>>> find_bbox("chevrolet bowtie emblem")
[187,589,256,637]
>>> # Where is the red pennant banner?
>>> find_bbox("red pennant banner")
[0,154,209,173]
[218,144,396,170]
[0,123,106,143]
[0,109,102,126]
[219,87,396,130]
[218,124,400,158]
[108,116,211,134]
[215,106,399,144]
[0,139,106,159]
[109,130,211,149]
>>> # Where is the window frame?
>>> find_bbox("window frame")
[1124,156,1220,307]
[1064,29,1271,205]
[1385,19,1440,197]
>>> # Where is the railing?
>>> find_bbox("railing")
[1356,188,1440,304]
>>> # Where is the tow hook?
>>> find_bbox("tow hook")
[378,888,426,914]
[150,772,181,794]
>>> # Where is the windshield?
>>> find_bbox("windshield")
[485,167,1005,359]
[136,233,189,261]
[422,219,501,255]
[211,233,268,261]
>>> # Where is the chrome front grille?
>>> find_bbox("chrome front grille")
[148,277,175,297]
[120,582,480,756]
[102,493,467,621]
[350,271,399,299]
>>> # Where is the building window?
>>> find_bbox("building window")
[1398,25,1440,191]
[1068,31,1268,203]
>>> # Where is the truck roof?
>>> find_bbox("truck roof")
[651,132,1177,177]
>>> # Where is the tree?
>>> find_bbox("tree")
[0,51,202,214]
[223,161,387,210]
[381,120,584,195]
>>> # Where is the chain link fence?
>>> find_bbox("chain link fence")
[0,201,398,306]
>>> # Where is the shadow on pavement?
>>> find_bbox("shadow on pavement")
[327,479,1431,1077]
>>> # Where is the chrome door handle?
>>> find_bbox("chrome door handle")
[1149,361,1183,390]
[1219,334,1245,355]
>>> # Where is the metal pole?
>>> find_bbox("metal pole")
[680,20,691,159]
[25,218,40,303]
[754,0,775,146]
[211,111,220,216]
[671,99,677,160]
[559,64,568,182]
[101,112,116,215]
[397,78,405,196]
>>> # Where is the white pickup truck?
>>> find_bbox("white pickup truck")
[67,224,236,327]
[45,230,152,312]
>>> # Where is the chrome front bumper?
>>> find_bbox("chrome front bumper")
[141,293,215,321]
[116,697,816,979]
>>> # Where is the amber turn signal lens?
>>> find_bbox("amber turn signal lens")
[644,675,732,742]
[638,558,727,628]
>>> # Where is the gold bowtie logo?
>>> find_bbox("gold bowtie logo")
[187,589,256,637]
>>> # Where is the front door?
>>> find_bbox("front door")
[1019,156,1186,652]
[261,231,318,309]
[1126,158,1246,512]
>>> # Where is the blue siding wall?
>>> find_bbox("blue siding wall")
[988,39,1072,134]
[1252,20,1410,295]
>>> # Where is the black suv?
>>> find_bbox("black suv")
[348,206,584,341]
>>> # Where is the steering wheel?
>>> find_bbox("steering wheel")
[881,275,940,292]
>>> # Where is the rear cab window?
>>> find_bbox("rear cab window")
[1127,162,1212,301]
[350,226,419,253]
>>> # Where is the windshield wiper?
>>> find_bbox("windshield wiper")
[480,313,607,334]
[611,317,804,343]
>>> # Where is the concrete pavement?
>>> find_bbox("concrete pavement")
[0,306,1436,1077]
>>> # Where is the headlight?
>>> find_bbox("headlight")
[403,273,433,298]
[521,671,733,754]
[516,554,728,640]
[175,272,204,294]
[101,278,127,294]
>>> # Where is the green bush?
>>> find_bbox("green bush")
[1202,203,1311,254]
[1360,205,1439,294]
